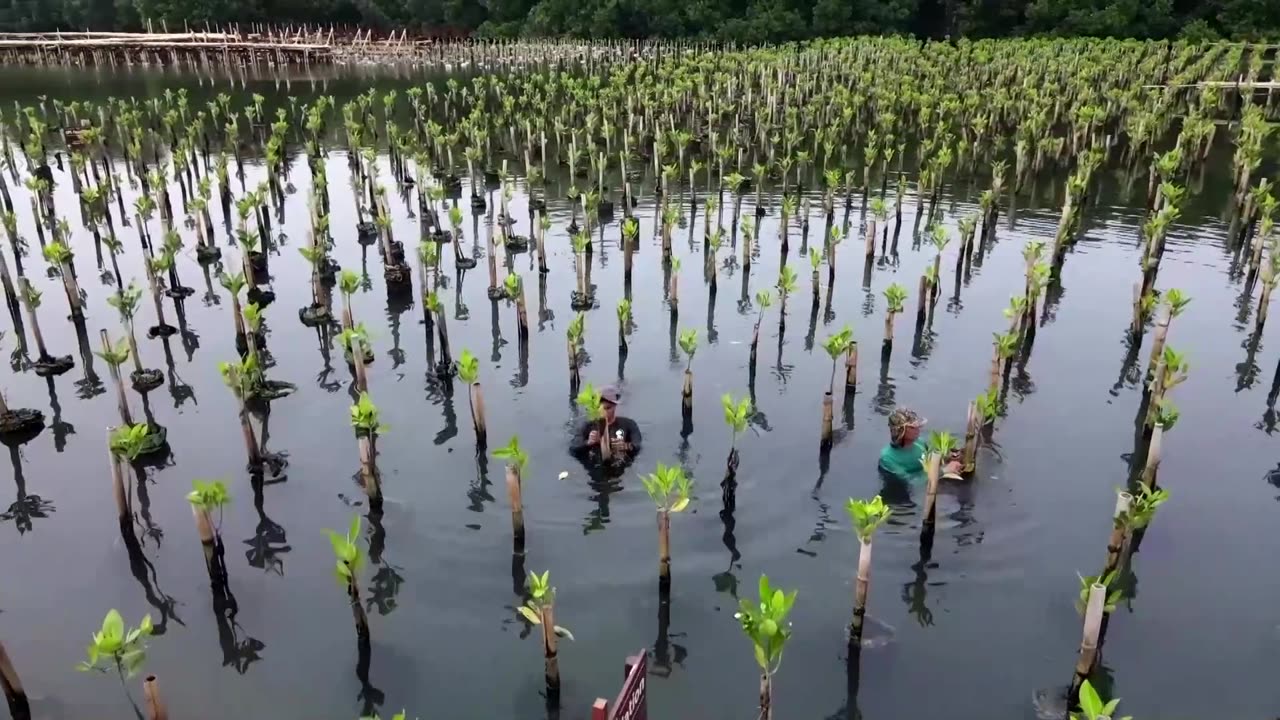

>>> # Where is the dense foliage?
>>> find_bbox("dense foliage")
[0,0,1275,41]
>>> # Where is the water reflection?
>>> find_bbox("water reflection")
[242,471,291,575]
[2,439,54,534]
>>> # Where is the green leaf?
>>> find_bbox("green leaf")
[1078,680,1102,719]
[101,609,124,641]
[671,497,690,513]
[517,605,542,625]
[753,643,768,670]
[121,649,146,678]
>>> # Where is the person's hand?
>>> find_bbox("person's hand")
[944,459,964,476]
[587,430,600,445]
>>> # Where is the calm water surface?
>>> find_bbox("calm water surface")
[0,65,1277,720]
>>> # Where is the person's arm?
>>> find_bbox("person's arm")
[570,420,598,455]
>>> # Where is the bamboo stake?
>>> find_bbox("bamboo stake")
[922,451,941,524]
[507,463,524,546]
[820,390,833,446]
[1102,491,1132,577]
[142,675,168,720]
[541,604,560,699]
[657,510,671,592]
[1069,583,1107,701]
[469,382,487,446]
[961,402,978,473]
[108,429,128,524]
[850,537,872,641]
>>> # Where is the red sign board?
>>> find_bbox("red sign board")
[591,651,647,720]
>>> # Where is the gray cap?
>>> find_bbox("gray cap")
[601,385,621,404]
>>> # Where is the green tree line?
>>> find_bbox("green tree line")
[0,0,1275,41]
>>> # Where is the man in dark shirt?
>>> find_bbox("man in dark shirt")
[571,385,642,467]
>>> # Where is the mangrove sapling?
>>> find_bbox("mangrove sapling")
[576,383,613,462]
[616,298,632,356]
[990,332,1019,396]
[567,312,585,390]
[19,280,72,376]
[107,282,162,390]
[187,479,230,572]
[734,575,796,720]
[425,291,454,376]
[750,290,772,369]
[457,349,487,449]
[96,331,136,427]
[505,273,529,342]
[218,355,263,469]
[678,328,698,420]
[820,326,854,446]
[326,515,370,641]
[921,432,956,527]
[883,283,907,350]
[1144,346,1189,429]
[351,392,386,511]
[0,638,31,720]
[641,463,692,594]
[447,206,474,269]
[41,241,82,319]
[76,608,154,702]
[722,394,751,476]
[492,436,529,549]
[298,245,333,326]
[866,197,887,260]
[515,571,575,705]
[846,495,892,645]
[1071,679,1129,720]
[926,224,950,306]
[622,216,639,283]
[143,254,176,338]
[570,232,592,309]
[808,248,821,299]
[1144,288,1190,380]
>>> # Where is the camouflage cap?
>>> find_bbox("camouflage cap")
[888,407,926,442]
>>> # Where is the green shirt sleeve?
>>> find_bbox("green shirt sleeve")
[878,440,926,480]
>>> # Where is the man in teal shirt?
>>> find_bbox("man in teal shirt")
[879,408,963,481]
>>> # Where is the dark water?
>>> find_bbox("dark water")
[0,65,1277,720]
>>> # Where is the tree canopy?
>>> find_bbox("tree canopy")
[0,0,1274,40]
